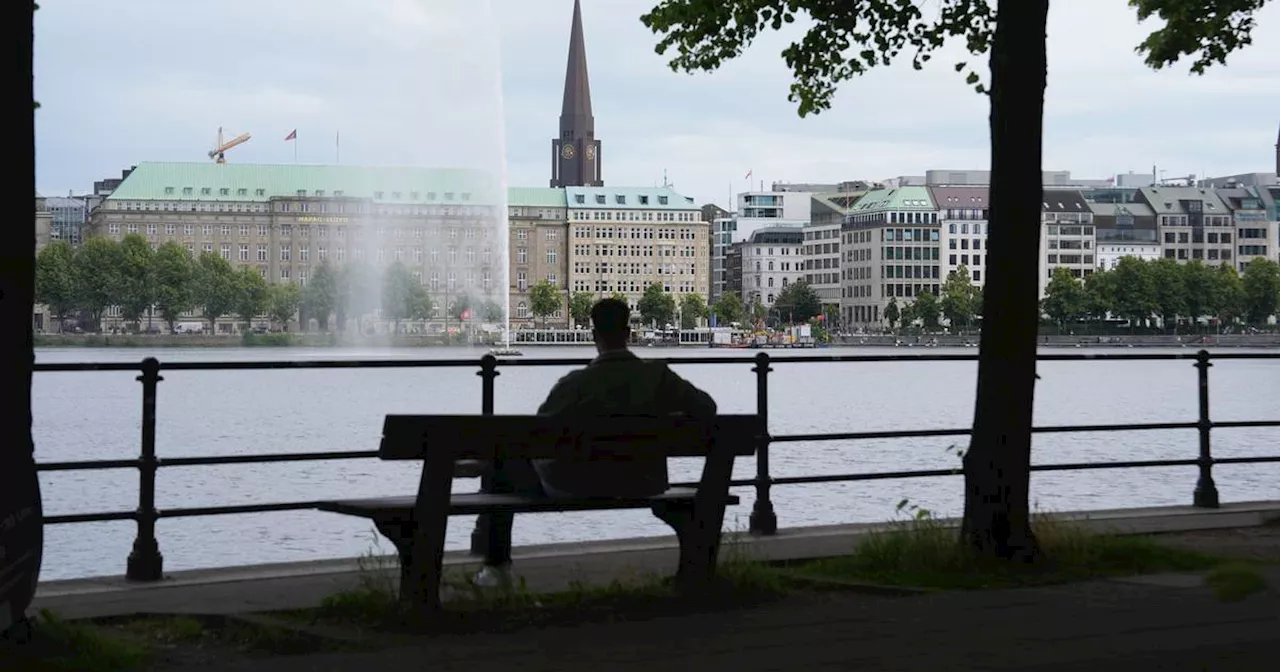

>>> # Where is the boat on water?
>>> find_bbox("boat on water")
[488,347,524,357]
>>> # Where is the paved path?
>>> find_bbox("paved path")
[171,566,1280,672]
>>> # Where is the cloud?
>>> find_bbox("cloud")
[35,0,1280,206]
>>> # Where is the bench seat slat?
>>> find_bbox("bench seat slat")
[380,414,763,461]
[317,487,738,519]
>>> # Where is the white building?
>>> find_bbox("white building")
[741,227,805,311]
[1038,191,1097,299]
[930,186,990,287]
[711,189,811,301]
[1090,202,1161,269]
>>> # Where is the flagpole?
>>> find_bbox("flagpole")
[336,130,340,164]
[294,134,298,164]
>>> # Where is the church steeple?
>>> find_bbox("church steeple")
[1274,119,1279,176]
[550,0,602,187]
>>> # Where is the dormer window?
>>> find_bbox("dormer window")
[374,191,385,199]
[444,192,455,200]
[255,189,266,196]
[392,191,402,199]
[237,188,248,196]
[615,195,626,204]
[575,194,585,204]
[410,191,420,200]
[461,193,471,201]
[595,195,606,204]
[334,190,344,197]
[201,187,212,196]
[315,190,325,197]
[426,192,436,200]
[658,196,669,205]
[296,190,307,197]
[219,188,230,196]
[164,187,175,195]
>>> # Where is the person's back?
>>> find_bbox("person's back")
[533,298,716,498]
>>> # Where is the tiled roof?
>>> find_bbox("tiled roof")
[564,186,700,211]
[107,162,503,205]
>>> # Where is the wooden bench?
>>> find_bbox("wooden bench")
[317,413,763,612]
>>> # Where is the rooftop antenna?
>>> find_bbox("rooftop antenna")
[662,169,670,188]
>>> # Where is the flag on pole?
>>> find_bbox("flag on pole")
[744,169,753,180]
[285,129,297,141]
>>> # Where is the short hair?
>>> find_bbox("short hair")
[591,298,631,342]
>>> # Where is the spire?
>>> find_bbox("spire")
[550,0,602,187]
[560,0,593,125]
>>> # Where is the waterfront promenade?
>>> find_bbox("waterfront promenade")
[30,502,1280,672]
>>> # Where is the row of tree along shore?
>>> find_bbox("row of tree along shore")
[34,235,818,335]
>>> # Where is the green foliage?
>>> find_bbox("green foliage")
[712,292,743,325]
[570,291,596,327]
[151,242,194,333]
[35,240,77,323]
[380,262,430,327]
[642,0,997,117]
[940,265,981,331]
[302,262,339,331]
[749,296,768,323]
[193,253,239,331]
[1058,258,1277,330]
[1149,257,1189,329]
[883,296,900,331]
[794,513,1221,590]
[72,237,125,327]
[1131,0,1270,74]
[679,292,708,328]
[267,283,301,329]
[637,282,676,326]
[529,279,562,326]
[773,280,821,323]
[5,610,151,672]
[1203,562,1269,602]
[116,234,155,326]
[234,266,269,329]
[905,290,941,331]
[1041,266,1087,327]
[1241,257,1280,325]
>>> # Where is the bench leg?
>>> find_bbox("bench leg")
[372,520,416,596]
[652,501,721,593]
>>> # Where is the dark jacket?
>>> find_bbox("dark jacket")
[533,349,717,498]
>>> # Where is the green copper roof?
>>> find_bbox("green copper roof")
[508,187,568,208]
[848,186,936,212]
[107,162,504,205]
[565,186,699,211]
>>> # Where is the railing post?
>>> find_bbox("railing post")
[126,357,164,581]
[749,352,777,535]
[1192,350,1219,508]
[469,354,500,555]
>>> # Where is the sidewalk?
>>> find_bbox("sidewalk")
[172,565,1280,672]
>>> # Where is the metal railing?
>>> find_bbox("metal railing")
[33,349,1280,582]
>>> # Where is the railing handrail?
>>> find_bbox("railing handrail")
[31,349,1280,373]
[30,349,1280,582]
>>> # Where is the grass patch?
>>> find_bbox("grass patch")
[283,527,790,634]
[1204,563,1269,602]
[0,610,149,672]
[789,506,1224,591]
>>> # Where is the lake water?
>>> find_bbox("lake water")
[32,345,1280,580]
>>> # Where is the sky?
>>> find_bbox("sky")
[35,0,1280,208]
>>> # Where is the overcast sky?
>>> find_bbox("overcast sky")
[35,0,1280,207]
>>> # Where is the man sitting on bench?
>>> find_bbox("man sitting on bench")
[474,297,718,588]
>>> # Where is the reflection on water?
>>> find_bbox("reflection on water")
[33,345,1280,580]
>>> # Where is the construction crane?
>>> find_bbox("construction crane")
[209,127,251,164]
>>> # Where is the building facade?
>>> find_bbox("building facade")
[566,186,711,310]
[741,228,804,311]
[929,186,990,288]
[508,188,569,326]
[840,186,941,327]
[1216,187,1277,271]
[1136,186,1235,267]
[1038,190,1097,299]
[804,193,861,312]
[711,190,811,301]
[1090,202,1161,269]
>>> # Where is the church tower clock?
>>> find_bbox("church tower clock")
[550,0,602,188]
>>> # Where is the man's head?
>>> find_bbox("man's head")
[590,298,631,353]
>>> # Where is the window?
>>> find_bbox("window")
[239,244,249,261]
[517,302,529,318]
[257,245,268,262]
[546,249,558,264]
[280,246,291,261]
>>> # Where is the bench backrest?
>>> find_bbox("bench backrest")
[380,414,763,461]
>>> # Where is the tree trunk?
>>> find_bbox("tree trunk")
[960,0,1048,562]
[2,2,42,633]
